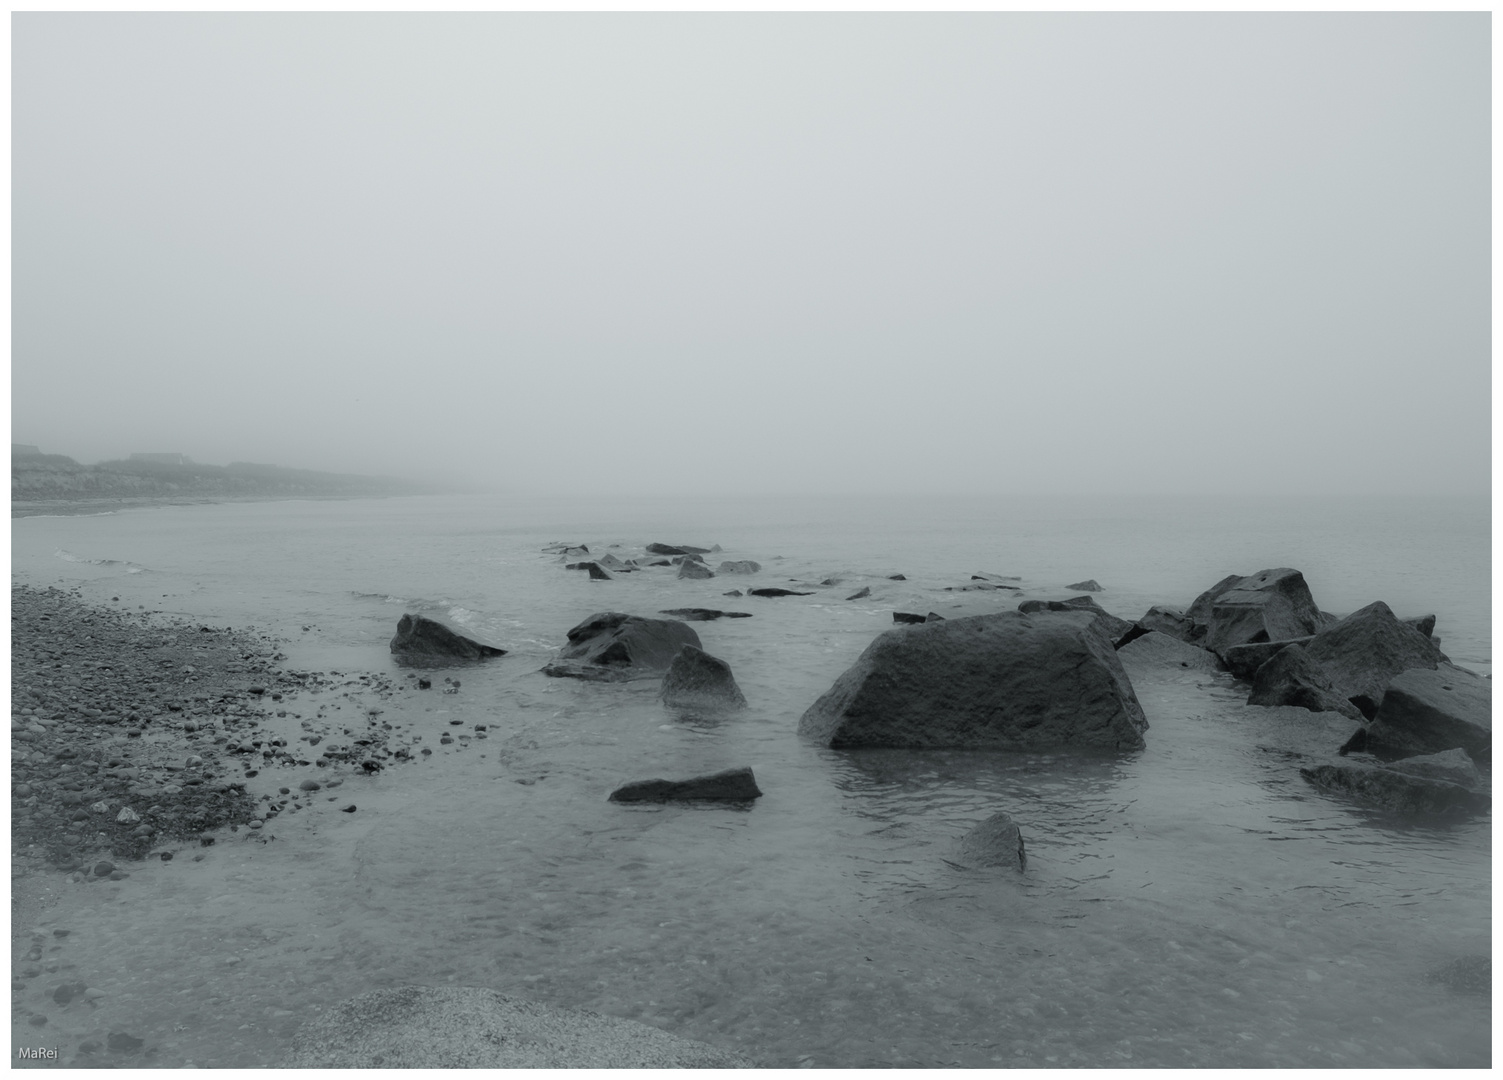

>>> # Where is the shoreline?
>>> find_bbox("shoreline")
[11,494,421,519]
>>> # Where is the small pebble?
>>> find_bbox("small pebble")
[92,862,114,877]
[299,780,321,792]
[248,820,264,830]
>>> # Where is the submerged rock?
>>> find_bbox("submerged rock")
[608,766,762,803]
[749,588,814,598]
[951,811,1026,871]
[282,986,752,1068]
[1065,579,1103,592]
[661,645,747,710]
[657,608,753,621]
[389,615,506,664]
[552,612,701,674]
[845,586,871,600]
[717,560,761,574]
[1380,747,1482,789]
[1299,762,1490,815]
[1363,665,1491,759]
[799,610,1148,751]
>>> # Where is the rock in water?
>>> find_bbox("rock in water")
[1380,748,1482,789]
[1299,763,1490,815]
[608,767,762,803]
[676,560,715,580]
[951,812,1026,870]
[282,986,752,1068]
[390,615,506,664]
[846,586,871,601]
[1363,665,1491,759]
[717,560,761,574]
[646,542,711,556]
[1222,637,1313,681]
[1115,631,1224,675]
[657,608,753,621]
[661,645,747,709]
[749,588,814,598]
[1198,568,1325,657]
[1246,644,1365,721]
[1128,605,1197,645]
[550,612,701,673]
[1065,579,1103,592]
[798,610,1148,751]
[1294,602,1443,717]
[892,612,926,624]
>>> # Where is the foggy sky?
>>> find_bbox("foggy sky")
[12,14,1491,496]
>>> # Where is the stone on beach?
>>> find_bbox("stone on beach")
[951,811,1026,871]
[608,766,762,803]
[390,614,506,663]
[1362,665,1491,759]
[282,985,752,1068]
[550,612,702,674]
[661,644,747,710]
[799,610,1148,751]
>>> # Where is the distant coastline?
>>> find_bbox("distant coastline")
[11,452,443,517]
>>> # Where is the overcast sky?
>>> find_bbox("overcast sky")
[12,14,1490,496]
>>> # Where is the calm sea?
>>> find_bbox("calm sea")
[10,492,1491,1067]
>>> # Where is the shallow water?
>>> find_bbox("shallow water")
[10,493,1491,1067]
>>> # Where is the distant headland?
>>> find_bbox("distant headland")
[11,445,444,516]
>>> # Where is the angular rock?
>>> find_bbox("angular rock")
[722,590,743,597]
[1296,602,1443,717]
[646,543,710,556]
[1132,605,1197,644]
[845,586,871,601]
[887,574,906,581]
[676,560,714,580]
[657,609,753,621]
[1185,573,1245,626]
[661,645,747,710]
[799,610,1148,751]
[1115,631,1224,675]
[576,562,613,581]
[925,612,946,622]
[1200,569,1324,656]
[1246,644,1364,721]
[892,612,926,625]
[282,986,752,1068]
[554,612,701,673]
[608,766,762,803]
[389,615,506,664]
[1403,614,1437,638]
[671,553,706,565]
[1016,596,1134,641]
[1299,763,1490,815]
[1065,579,1102,592]
[1380,747,1482,790]
[951,811,1026,871]
[596,553,625,570]
[749,588,813,598]
[717,561,761,574]
[1223,637,1313,682]
[1364,665,1491,759]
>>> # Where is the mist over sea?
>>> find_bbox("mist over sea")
[10,491,1491,1067]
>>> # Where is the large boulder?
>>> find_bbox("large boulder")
[661,645,747,709]
[1016,596,1134,641]
[1223,637,1314,681]
[1295,602,1443,717]
[1199,568,1325,656]
[798,610,1148,751]
[1363,665,1491,759]
[608,766,762,803]
[1117,605,1197,648]
[390,614,506,664]
[1245,643,1364,721]
[950,811,1026,871]
[717,560,761,574]
[282,986,752,1068]
[1299,763,1490,815]
[549,612,701,674]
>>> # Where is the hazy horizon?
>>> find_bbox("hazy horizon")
[13,14,1491,498]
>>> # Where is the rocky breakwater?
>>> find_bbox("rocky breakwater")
[798,610,1148,751]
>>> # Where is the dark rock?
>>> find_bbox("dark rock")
[749,588,813,598]
[1200,569,1325,656]
[1403,614,1437,638]
[1016,596,1134,641]
[555,612,702,673]
[888,574,906,581]
[1115,631,1224,675]
[1364,664,1491,759]
[1380,747,1481,789]
[646,543,710,556]
[608,766,762,803]
[799,610,1148,751]
[1223,637,1314,681]
[657,609,753,621]
[92,861,115,877]
[670,553,706,565]
[1185,573,1246,626]
[1065,579,1103,592]
[596,553,625,570]
[1294,602,1443,717]
[390,615,506,664]
[892,612,926,625]
[676,560,714,580]
[723,590,743,597]
[1337,726,1368,755]
[925,612,946,622]
[845,587,871,600]
[576,562,613,581]
[1246,644,1364,721]
[660,645,747,710]
[647,559,672,567]
[1132,605,1197,644]
[1299,762,1490,815]
[717,561,761,574]
[1425,955,1491,996]
[951,812,1026,871]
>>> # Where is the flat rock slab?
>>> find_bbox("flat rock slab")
[749,588,814,598]
[1300,762,1490,815]
[609,766,762,803]
[1365,664,1491,759]
[799,610,1148,751]
[282,985,753,1068]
